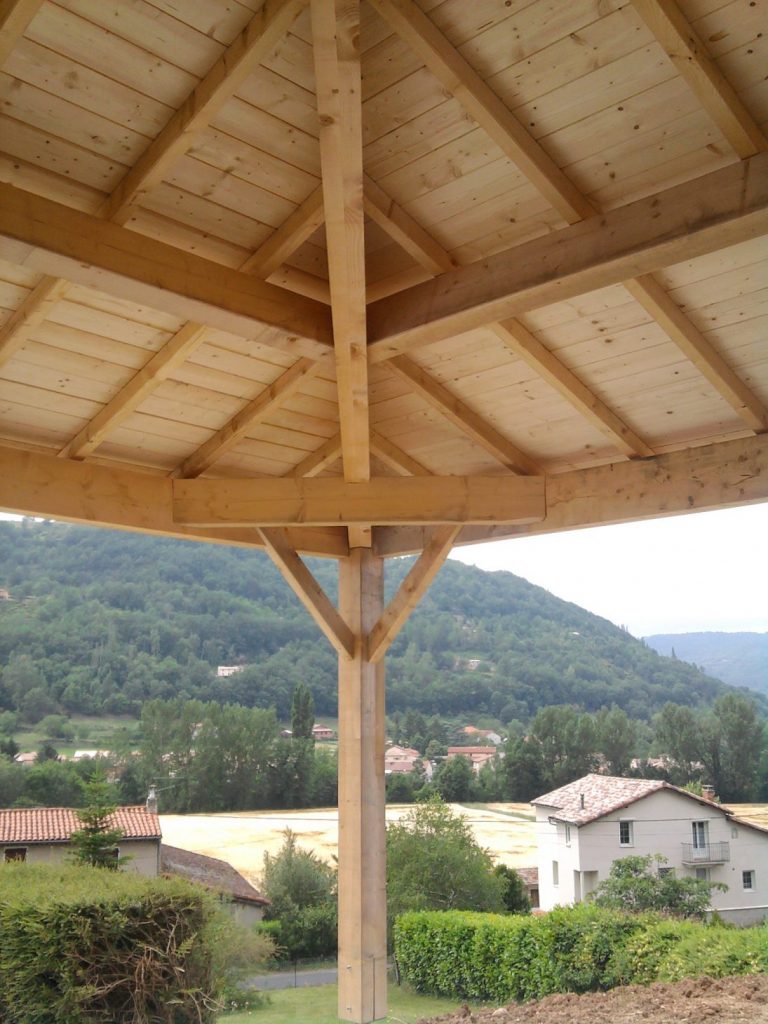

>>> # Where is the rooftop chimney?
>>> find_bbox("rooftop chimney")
[702,785,717,802]
[580,793,585,809]
[146,785,158,815]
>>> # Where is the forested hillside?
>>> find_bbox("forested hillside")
[0,520,752,727]
[645,632,768,696]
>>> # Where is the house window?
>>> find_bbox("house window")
[552,860,559,887]
[695,867,710,882]
[4,847,26,863]
[658,867,673,879]
[565,824,571,846]
[692,820,708,854]
[743,870,755,891]
[619,821,633,846]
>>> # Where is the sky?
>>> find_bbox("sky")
[450,503,768,639]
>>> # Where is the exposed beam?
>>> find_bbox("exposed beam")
[0,0,43,67]
[624,276,768,433]
[367,525,460,662]
[102,0,308,224]
[366,153,768,361]
[363,175,456,275]
[0,444,349,556]
[0,183,333,357]
[369,431,430,476]
[632,0,768,159]
[386,355,540,475]
[176,355,330,479]
[491,320,655,457]
[266,265,331,304]
[312,0,370,483]
[60,323,209,460]
[259,527,355,657]
[373,433,768,555]
[171,474,545,527]
[287,433,343,478]
[0,275,68,369]
[368,0,593,224]
[241,185,325,278]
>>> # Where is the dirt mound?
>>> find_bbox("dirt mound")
[419,974,768,1024]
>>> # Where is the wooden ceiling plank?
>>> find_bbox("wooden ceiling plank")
[0,0,44,67]
[631,0,768,159]
[176,354,331,478]
[286,432,343,477]
[241,184,325,278]
[363,174,456,275]
[367,0,594,225]
[367,524,460,662]
[0,443,348,556]
[369,430,430,476]
[172,474,545,526]
[59,322,210,460]
[311,0,370,483]
[625,274,768,432]
[366,153,768,360]
[102,0,308,224]
[259,526,355,657]
[386,354,541,476]
[0,274,68,369]
[0,183,334,356]
[491,319,656,457]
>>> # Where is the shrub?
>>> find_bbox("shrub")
[0,863,223,1023]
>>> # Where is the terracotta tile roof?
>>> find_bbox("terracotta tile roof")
[516,866,539,887]
[0,806,161,844]
[161,845,268,906]
[448,747,496,755]
[532,775,671,825]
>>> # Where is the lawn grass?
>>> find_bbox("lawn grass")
[219,982,480,1023]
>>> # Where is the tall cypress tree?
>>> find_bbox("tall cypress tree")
[291,684,315,739]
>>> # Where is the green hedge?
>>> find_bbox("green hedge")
[394,905,767,1002]
[0,863,220,1023]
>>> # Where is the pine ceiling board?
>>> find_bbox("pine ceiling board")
[361,31,422,102]
[105,415,213,450]
[364,243,418,284]
[11,328,156,380]
[611,379,747,436]
[592,146,736,211]
[0,399,86,445]
[185,343,301,385]
[137,380,247,426]
[450,205,564,267]
[235,420,338,453]
[166,360,290,403]
[1,351,135,406]
[94,438,190,472]
[47,302,178,350]
[212,98,321,174]
[658,236,767,289]
[262,405,340,439]
[26,3,199,107]
[362,67,452,148]
[690,0,766,58]
[680,286,768,332]
[212,448,305,477]
[662,258,768,311]
[3,38,175,138]
[136,183,276,251]
[143,0,257,43]
[541,319,673,374]
[0,380,101,421]
[0,261,40,291]
[27,322,167,372]
[124,208,250,268]
[525,303,649,351]
[363,95,476,180]
[191,330,301,368]
[716,35,767,96]
[236,67,319,137]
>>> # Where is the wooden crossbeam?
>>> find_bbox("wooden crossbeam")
[0,444,349,556]
[368,0,593,225]
[0,0,43,67]
[625,276,768,433]
[259,527,355,657]
[60,323,209,460]
[386,355,540,475]
[369,431,430,476]
[242,185,325,278]
[312,0,370,484]
[171,474,545,527]
[632,0,768,159]
[373,433,768,555]
[367,525,460,662]
[287,433,343,477]
[102,0,308,224]
[176,355,330,478]
[0,275,68,369]
[366,154,768,360]
[0,183,333,356]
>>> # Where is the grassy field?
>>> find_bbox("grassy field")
[13,715,140,758]
[220,983,478,1023]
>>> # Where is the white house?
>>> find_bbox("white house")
[533,774,768,925]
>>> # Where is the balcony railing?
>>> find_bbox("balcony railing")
[681,842,730,864]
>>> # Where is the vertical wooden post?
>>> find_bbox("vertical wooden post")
[337,547,387,1023]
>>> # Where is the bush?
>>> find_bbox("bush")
[0,863,225,1023]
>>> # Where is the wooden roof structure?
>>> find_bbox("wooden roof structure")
[0,1,766,1020]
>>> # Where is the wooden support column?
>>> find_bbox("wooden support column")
[337,548,387,1023]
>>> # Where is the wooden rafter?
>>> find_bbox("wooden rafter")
[0,183,333,356]
[363,175,455,275]
[241,185,325,278]
[0,0,43,67]
[60,323,209,460]
[386,355,540,475]
[0,444,349,556]
[366,154,768,359]
[259,527,355,657]
[367,525,460,663]
[632,0,768,159]
[0,275,68,369]
[311,0,370,484]
[287,433,343,478]
[102,0,308,224]
[368,0,593,225]
[369,431,430,476]
[171,474,545,527]
[176,355,331,479]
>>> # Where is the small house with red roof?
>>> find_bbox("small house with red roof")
[0,805,162,876]
[161,844,269,927]
[533,774,768,925]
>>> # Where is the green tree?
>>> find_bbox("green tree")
[493,863,531,914]
[589,854,726,919]
[433,754,474,802]
[386,797,505,925]
[290,683,315,739]
[529,705,598,789]
[595,706,637,775]
[69,772,125,869]
[503,735,546,801]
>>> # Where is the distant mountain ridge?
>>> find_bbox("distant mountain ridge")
[644,632,768,696]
